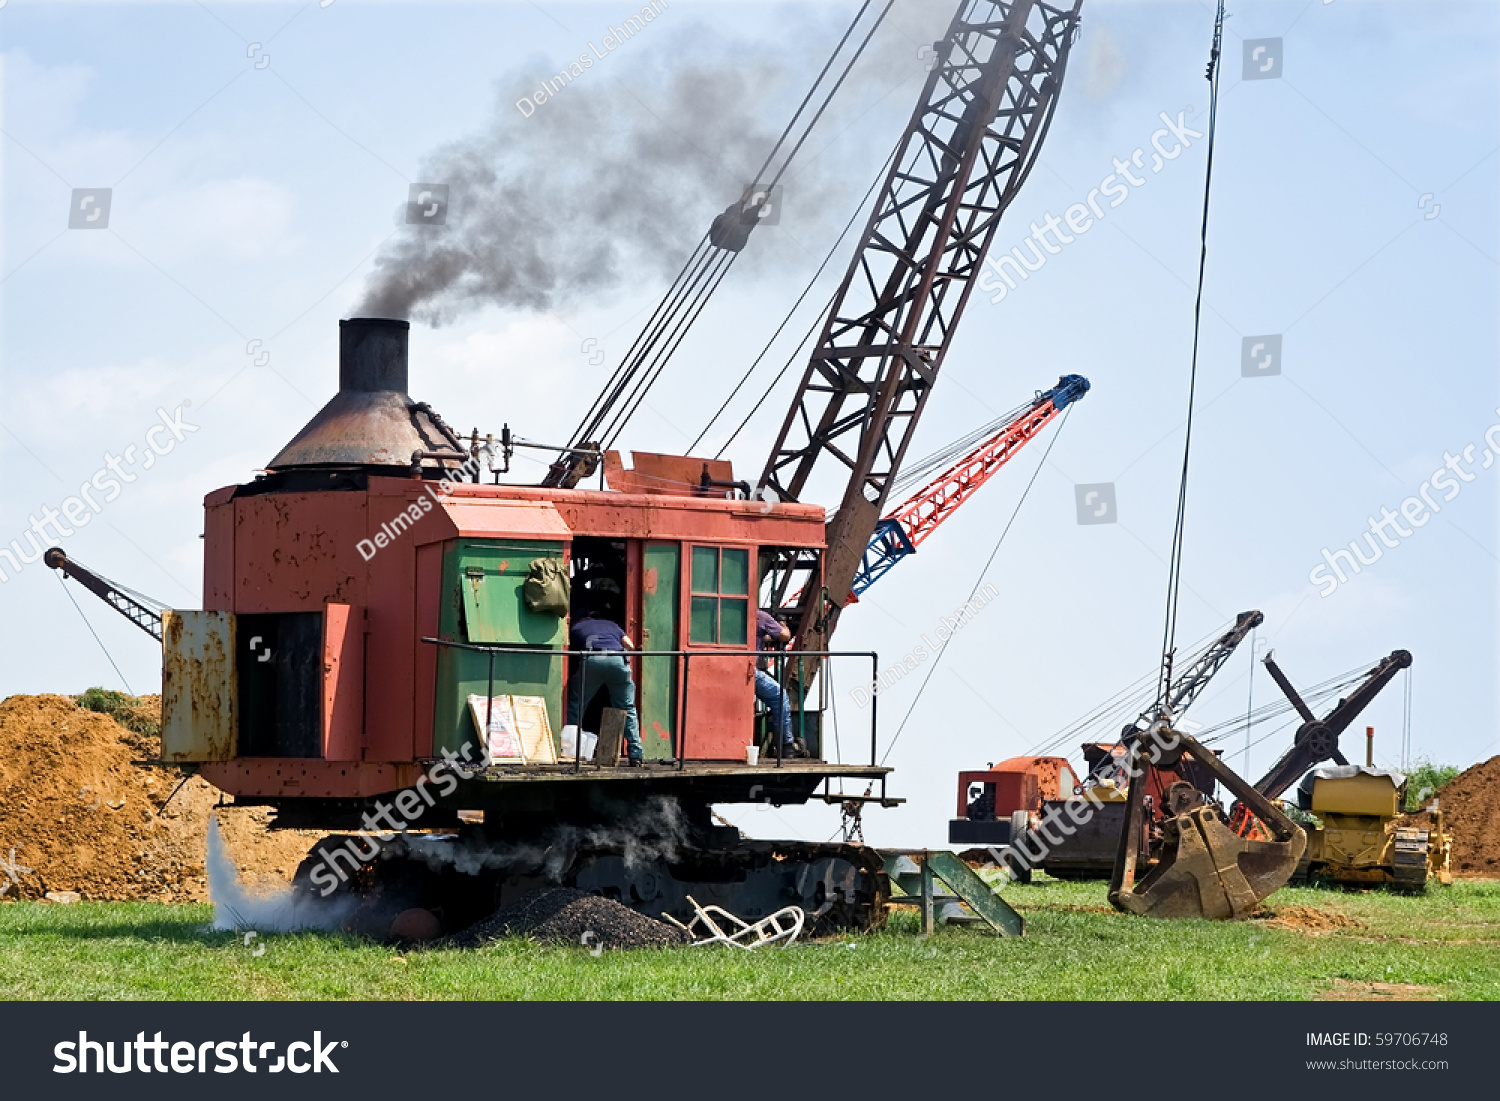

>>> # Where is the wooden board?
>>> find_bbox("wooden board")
[467,694,523,764]
[509,694,559,765]
[595,708,628,766]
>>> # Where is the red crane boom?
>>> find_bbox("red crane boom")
[850,373,1087,596]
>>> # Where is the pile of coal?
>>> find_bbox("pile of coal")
[454,887,687,950]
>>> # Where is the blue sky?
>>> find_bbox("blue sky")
[2,0,1495,847]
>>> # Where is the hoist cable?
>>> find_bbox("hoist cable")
[765,0,895,193]
[56,570,135,695]
[565,0,894,464]
[879,405,1076,765]
[749,0,876,190]
[1155,0,1225,709]
[692,147,896,457]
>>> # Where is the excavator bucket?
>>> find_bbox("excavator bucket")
[1112,805,1304,920]
[1110,730,1305,920]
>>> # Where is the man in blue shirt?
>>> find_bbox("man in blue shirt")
[756,609,806,759]
[566,607,643,764]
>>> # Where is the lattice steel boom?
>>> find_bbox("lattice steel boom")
[45,547,164,642]
[757,0,1082,649]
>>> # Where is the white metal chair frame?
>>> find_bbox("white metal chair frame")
[664,895,805,949]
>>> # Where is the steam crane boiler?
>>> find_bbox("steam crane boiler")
[57,0,1086,938]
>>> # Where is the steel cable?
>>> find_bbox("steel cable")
[55,570,135,695]
[879,404,1077,765]
[694,148,896,457]
[1154,0,1225,709]
[562,0,895,463]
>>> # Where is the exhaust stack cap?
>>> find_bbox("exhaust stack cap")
[340,317,408,393]
[265,317,461,472]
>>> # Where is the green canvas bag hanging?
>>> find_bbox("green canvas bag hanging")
[522,557,570,616]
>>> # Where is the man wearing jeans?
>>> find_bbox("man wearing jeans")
[566,608,643,764]
[755,609,806,758]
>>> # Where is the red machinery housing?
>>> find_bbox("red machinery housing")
[948,755,1080,846]
[949,742,1222,876]
[163,321,890,829]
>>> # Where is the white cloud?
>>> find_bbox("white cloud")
[24,358,175,421]
[119,176,303,262]
[0,50,93,139]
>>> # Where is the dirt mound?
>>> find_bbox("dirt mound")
[1398,755,1500,877]
[454,887,687,950]
[0,694,324,903]
[1254,904,1364,934]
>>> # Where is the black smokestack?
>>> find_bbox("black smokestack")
[265,318,461,472]
[339,317,409,394]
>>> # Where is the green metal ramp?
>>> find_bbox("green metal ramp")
[882,849,1024,936]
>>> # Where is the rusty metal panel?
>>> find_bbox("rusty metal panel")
[198,759,430,800]
[603,450,736,496]
[161,609,236,762]
[322,602,364,761]
[233,492,367,614]
[428,478,824,547]
[203,490,236,610]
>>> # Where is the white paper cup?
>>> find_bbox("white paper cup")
[745,745,760,766]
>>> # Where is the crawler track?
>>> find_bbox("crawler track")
[292,833,889,941]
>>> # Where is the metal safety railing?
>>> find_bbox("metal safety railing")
[420,637,879,772]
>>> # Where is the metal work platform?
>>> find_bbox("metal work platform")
[471,759,891,782]
[446,759,897,814]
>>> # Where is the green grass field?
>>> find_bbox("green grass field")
[2,878,1496,1001]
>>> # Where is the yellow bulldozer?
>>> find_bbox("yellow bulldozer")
[1293,765,1452,892]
